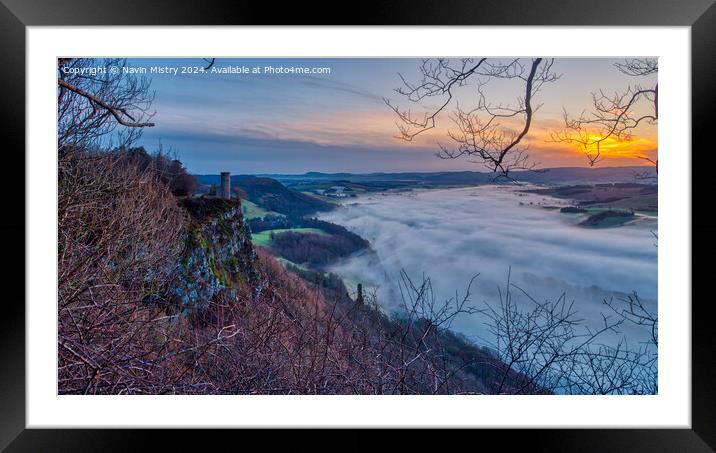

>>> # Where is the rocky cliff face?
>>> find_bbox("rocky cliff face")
[173,198,259,310]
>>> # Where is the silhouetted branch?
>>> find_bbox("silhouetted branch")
[550,58,658,167]
[387,58,558,177]
[58,79,155,128]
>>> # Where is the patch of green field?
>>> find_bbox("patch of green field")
[300,191,342,204]
[582,194,657,215]
[276,257,309,271]
[251,227,328,246]
[583,206,611,214]
[588,216,635,228]
[596,193,657,212]
[241,199,284,220]
[579,210,636,228]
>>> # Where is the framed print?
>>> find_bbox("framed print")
[4,0,715,450]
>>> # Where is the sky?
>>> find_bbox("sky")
[126,57,659,175]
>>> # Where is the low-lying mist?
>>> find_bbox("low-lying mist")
[318,185,658,346]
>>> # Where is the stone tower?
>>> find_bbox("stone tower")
[220,172,231,199]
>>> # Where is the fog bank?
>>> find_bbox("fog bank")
[319,186,657,345]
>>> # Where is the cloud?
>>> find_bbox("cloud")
[298,75,386,103]
[138,126,477,174]
[319,186,657,346]
[135,57,660,173]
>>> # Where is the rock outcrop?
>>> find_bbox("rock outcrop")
[173,197,259,310]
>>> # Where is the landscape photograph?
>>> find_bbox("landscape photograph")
[57,56,658,395]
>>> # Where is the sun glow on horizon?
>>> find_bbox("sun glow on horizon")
[574,134,657,160]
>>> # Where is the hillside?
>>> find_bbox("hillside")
[529,182,657,227]
[58,149,535,395]
[196,174,333,217]
[263,166,658,189]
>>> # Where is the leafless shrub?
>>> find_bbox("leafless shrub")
[121,145,198,197]
[600,292,658,394]
[58,149,188,393]
[482,270,657,395]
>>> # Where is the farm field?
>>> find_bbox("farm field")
[276,257,309,271]
[251,227,328,246]
[241,199,284,220]
[584,194,658,215]
[299,191,342,204]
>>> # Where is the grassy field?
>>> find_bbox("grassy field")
[299,191,343,204]
[530,184,657,216]
[585,213,635,228]
[576,208,636,228]
[586,193,658,215]
[241,199,285,220]
[276,257,309,271]
[251,227,328,246]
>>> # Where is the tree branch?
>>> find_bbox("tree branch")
[58,78,155,128]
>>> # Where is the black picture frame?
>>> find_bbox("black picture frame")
[2,0,713,451]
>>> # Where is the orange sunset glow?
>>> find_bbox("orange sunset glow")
[134,57,658,174]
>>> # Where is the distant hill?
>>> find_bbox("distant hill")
[261,166,657,187]
[513,166,657,185]
[196,174,333,218]
[195,166,656,215]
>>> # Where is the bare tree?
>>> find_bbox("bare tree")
[57,58,155,151]
[58,149,188,394]
[355,268,658,395]
[389,271,482,393]
[481,270,657,395]
[601,292,658,394]
[386,58,558,178]
[550,58,658,169]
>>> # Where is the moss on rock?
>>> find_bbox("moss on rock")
[175,197,259,309]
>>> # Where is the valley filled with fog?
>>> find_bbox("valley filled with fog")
[319,185,658,347]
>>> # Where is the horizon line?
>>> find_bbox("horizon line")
[191,165,657,177]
